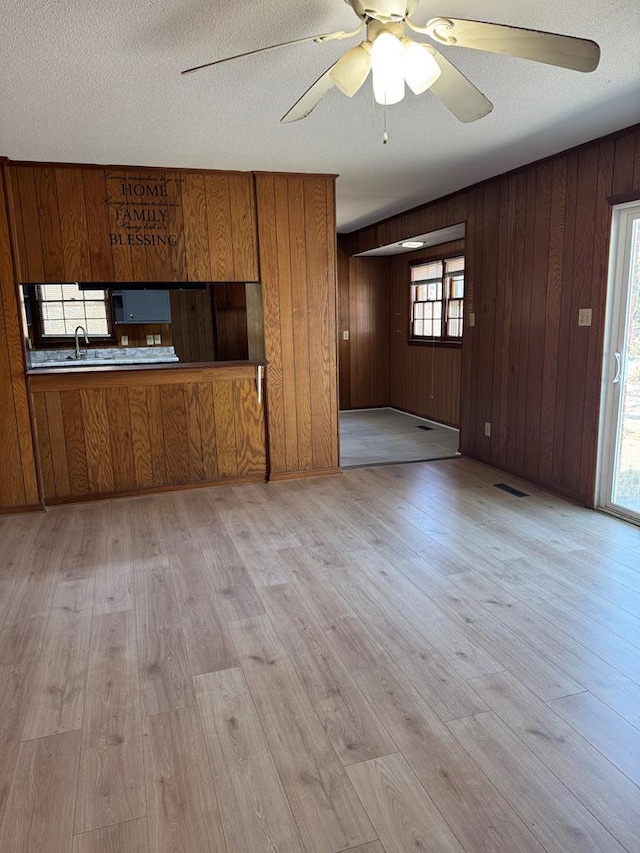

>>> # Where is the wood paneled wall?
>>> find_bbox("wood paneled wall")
[170,289,216,363]
[7,164,258,283]
[344,123,640,505]
[256,174,339,477]
[337,248,390,410]
[337,240,462,426]
[0,162,39,511]
[389,240,464,426]
[30,365,265,501]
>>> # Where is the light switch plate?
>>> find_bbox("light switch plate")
[484,422,491,437]
[153,334,161,344]
[578,308,592,327]
[468,312,476,327]
[146,334,154,345]
[120,335,128,346]
[343,330,350,340]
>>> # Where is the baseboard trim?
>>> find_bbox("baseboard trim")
[269,467,342,482]
[0,503,44,517]
[43,474,267,506]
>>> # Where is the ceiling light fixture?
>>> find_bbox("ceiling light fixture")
[370,30,405,105]
[401,38,441,94]
[400,240,425,248]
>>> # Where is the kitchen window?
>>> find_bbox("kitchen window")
[31,283,114,345]
[410,256,464,342]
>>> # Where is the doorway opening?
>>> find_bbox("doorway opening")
[339,407,459,468]
[597,201,640,524]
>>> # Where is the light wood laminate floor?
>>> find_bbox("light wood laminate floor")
[1,458,639,853]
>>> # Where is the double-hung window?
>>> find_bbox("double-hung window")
[410,256,464,342]
[32,283,114,345]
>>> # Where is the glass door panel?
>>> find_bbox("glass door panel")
[599,205,640,523]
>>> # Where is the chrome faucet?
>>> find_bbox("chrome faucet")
[74,325,89,359]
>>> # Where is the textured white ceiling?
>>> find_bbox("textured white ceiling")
[2,1,639,231]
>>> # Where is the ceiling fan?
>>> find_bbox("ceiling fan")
[182,0,600,124]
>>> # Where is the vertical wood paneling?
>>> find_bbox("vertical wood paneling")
[289,176,312,471]
[45,391,71,497]
[33,391,55,499]
[82,169,114,281]
[386,241,464,427]
[146,384,167,487]
[30,368,266,499]
[525,163,552,479]
[34,168,65,280]
[275,179,299,472]
[0,165,39,509]
[538,158,567,483]
[106,386,135,491]
[166,170,188,281]
[213,380,238,478]
[561,146,600,494]
[160,384,190,484]
[61,390,89,495]
[80,388,115,494]
[182,173,211,281]
[9,163,258,285]
[204,173,234,280]
[233,378,266,475]
[256,172,339,476]
[337,244,351,410]
[185,381,205,482]
[306,178,333,469]
[345,123,640,505]
[344,256,390,410]
[197,381,219,481]
[13,168,44,282]
[56,169,92,281]
[128,386,154,489]
[256,175,286,473]
[228,172,259,281]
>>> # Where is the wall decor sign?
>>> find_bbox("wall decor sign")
[104,172,182,248]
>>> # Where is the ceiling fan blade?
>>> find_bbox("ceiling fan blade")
[281,67,337,123]
[428,47,493,122]
[329,42,371,97]
[412,17,600,72]
[182,23,364,75]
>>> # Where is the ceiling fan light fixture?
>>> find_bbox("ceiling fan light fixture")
[329,42,372,97]
[402,38,441,94]
[371,30,405,105]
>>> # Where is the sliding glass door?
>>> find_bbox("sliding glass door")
[599,203,640,523]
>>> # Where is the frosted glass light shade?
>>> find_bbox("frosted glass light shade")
[402,38,441,94]
[371,31,405,105]
[330,43,372,97]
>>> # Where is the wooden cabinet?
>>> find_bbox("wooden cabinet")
[113,290,172,324]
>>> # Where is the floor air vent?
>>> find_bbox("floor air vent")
[493,483,529,498]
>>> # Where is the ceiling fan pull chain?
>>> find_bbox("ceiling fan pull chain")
[383,104,388,144]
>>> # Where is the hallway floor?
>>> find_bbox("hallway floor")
[340,407,460,467]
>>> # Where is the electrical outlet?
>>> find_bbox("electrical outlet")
[146,334,154,346]
[343,330,350,341]
[484,422,492,437]
[468,312,476,327]
[153,334,161,345]
[578,308,592,327]
[120,335,128,347]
